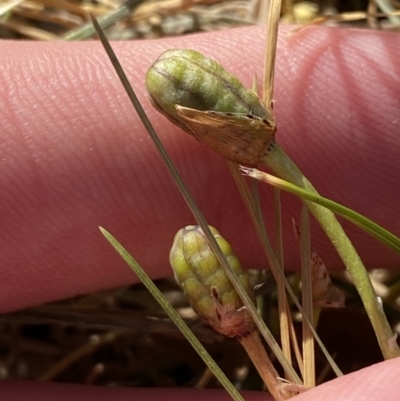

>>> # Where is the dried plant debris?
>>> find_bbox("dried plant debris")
[0,285,231,385]
[292,219,345,309]
[0,1,399,40]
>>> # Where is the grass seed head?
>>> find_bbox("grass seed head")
[170,225,256,338]
[146,49,275,165]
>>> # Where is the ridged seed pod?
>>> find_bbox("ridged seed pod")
[146,49,276,165]
[170,225,256,338]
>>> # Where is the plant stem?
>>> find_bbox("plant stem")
[300,207,315,388]
[261,144,400,360]
[240,331,292,400]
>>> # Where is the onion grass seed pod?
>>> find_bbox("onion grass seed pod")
[146,49,276,165]
[169,225,256,339]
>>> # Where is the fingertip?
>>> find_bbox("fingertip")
[1,25,399,311]
[293,357,400,401]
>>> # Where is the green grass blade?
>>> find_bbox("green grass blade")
[99,227,246,401]
[241,167,400,254]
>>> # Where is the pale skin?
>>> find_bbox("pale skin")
[0,25,400,400]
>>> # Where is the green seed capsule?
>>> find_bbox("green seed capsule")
[146,49,276,165]
[170,225,256,338]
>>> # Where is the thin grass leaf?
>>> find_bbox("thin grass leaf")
[251,178,293,376]
[272,187,297,376]
[100,227,246,401]
[241,167,400,255]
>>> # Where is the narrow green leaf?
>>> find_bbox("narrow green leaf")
[99,227,246,401]
[241,167,400,254]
